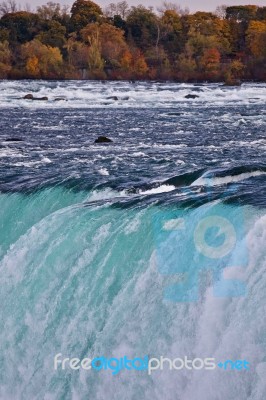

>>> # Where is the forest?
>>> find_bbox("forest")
[0,0,265,82]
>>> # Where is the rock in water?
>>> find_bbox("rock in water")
[33,97,48,101]
[106,96,119,101]
[94,136,113,143]
[5,138,23,142]
[23,94,48,101]
[185,94,199,99]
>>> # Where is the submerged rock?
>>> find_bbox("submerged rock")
[106,96,119,101]
[33,96,48,101]
[185,94,199,99]
[54,97,67,102]
[5,138,23,142]
[23,94,48,101]
[94,136,113,143]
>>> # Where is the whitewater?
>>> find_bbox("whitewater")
[0,81,265,400]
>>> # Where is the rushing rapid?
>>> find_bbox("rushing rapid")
[0,81,265,400]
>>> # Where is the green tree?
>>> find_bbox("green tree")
[70,0,103,31]
[126,6,159,51]
[36,20,66,49]
[0,12,41,44]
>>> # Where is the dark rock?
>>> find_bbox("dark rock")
[54,97,67,101]
[23,94,48,101]
[94,136,113,143]
[185,94,199,99]
[5,138,23,142]
[23,94,34,99]
[107,96,119,101]
[33,96,48,101]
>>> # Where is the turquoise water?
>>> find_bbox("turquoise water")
[0,81,265,399]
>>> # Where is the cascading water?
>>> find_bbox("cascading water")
[0,81,265,400]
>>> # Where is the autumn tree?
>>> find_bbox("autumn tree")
[0,40,11,77]
[225,5,258,53]
[176,49,196,81]
[65,32,90,75]
[81,22,128,68]
[21,39,63,78]
[130,49,148,77]
[200,48,221,79]
[246,20,266,58]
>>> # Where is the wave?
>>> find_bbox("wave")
[191,168,266,187]
[0,81,265,109]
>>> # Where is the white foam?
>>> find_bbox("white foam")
[0,81,265,109]
[140,184,176,195]
[192,170,266,187]
[98,168,109,176]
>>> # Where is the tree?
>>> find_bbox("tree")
[126,6,159,51]
[256,6,266,21]
[131,49,148,77]
[183,12,231,56]
[215,5,227,19]
[176,49,197,81]
[160,9,183,57]
[200,48,221,79]
[224,59,245,83]
[225,6,259,54]
[70,0,103,31]
[65,32,90,70]
[225,5,257,23]
[36,2,70,21]
[0,0,18,16]
[104,1,129,19]
[157,2,189,16]
[21,39,63,77]
[0,40,11,77]
[81,22,128,67]
[246,20,266,58]
[87,27,104,73]
[36,20,66,49]
[0,12,41,44]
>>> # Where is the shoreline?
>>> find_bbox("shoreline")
[1,78,266,83]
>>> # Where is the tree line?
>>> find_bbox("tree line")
[0,0,265,82]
